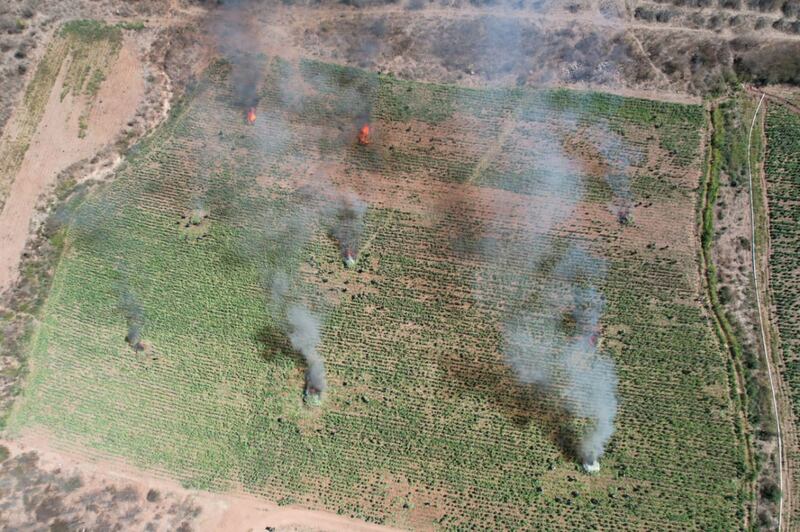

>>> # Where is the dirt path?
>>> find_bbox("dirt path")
[0,37,144,295]
[1,434,403,532]
[758,88,800,117]
[745,93,788,531]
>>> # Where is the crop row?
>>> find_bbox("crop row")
[7,59,742,529]
[764,102,800,526]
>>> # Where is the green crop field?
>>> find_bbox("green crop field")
[6,59,747,529]
[764,102,800,525]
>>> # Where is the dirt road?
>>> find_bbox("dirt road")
[2,434,404,532]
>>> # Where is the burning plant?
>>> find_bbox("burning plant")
[617,208,632,226]
[357,123,371,145]
[287,304,327,399]
[211,1,263,125]
[329,192,367,269]
[271,272,328,402]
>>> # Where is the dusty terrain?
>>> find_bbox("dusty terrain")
[238,0,800,95]
[0,37,143,293]
[0,435,401,531]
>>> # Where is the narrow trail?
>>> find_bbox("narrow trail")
[747,92,786,531]
[466,111,517,185]
[627,32,671,86]
[363,107,517,257]
[358,209,395,259]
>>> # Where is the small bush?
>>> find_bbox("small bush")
[0,16,22,34]
[116,21,146,31]
[760,480,782,504]
[718,285,733,305]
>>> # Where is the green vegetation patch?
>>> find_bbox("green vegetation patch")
[764,103,800,525]
[61,19,122,44]
[5,59,742,529]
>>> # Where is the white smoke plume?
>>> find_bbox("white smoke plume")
[496,235,618,466]
[287,304,327,394]
[465,107,620,468]
[327,190,367,268]
[587,119,642,222]
[441,4,630,469]
[270,263,327,396]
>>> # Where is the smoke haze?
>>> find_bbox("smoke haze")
[328,190,367,268]
[241,123,370,399]
[287,304,327,394]
[118,288,145,352]
[210,0,622,449]
[473,126,619,464]
[457,13,626,465]
[212,0,262,109]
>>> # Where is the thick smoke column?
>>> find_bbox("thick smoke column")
[500,242,617,469]
[551,249,617,468]
[444,6,628,470]
[329,192,367,268]
[464,109,620,469]
[287,305,327,394]
[567,288,618,467]
[271,270,327,397]
[118,289,145,352]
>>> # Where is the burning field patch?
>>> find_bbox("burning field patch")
[5,58,746,529]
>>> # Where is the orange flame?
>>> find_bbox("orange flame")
[247,107,256,125]
[358,123,371,145]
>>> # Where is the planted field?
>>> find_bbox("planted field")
[7,60,744,529]
[764,102,800,524]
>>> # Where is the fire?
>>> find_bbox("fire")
[358,123,371,145]
[247,107,256,125]
[343,247,357,268]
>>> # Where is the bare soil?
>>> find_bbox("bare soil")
[0,37,144,294]
[1,434,402,532]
